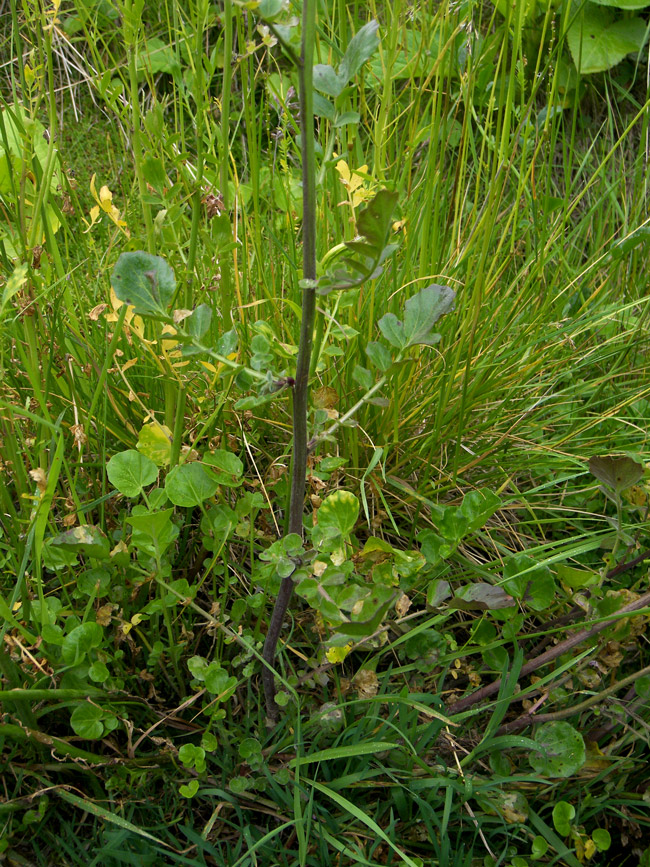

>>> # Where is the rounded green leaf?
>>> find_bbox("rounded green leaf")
[203,450,244,487]
[567,6,646,74]
[552,800,576,835]
[89,661,110,683]
[107,450,158,498]
[201,732,218,752]
[70,704,104,739]
[531,835,548,859]
[239,737,262,759]
[180,779,200,798]
[110,251,176,316]
[530,723,586,778]
[592,828,611,851]
[317,490,359,536]
[62,622,103,665]
[165,463,219,507]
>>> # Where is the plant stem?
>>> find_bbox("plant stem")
[447,589,650,717]
[262,0,317,723]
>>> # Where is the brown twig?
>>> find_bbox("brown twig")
[446,589,650,717]
[494,662,650,736]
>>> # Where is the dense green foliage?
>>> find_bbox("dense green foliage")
[1,0,650,864]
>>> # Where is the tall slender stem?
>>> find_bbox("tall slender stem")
[262,0,317,722]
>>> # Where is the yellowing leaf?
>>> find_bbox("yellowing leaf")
[334,158,374,208]
[325,643,352,664]
[89,174,129,235]
[137,421,173,467]
[161,323,179,353]
[353,668,379,698]
[29,467,47,493]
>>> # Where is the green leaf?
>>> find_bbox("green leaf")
[259,0,284,17]
[567,5,646,74]
[50,525,110,560]
[204,665,237,698]
[530,723,586,778]
[178,743,206,771]
[459,489,501,531]
[107,450,158,498]
[335,587,396,637]
[635,674,650,697]
[203,450,244,487]
[591,829,611,851]
[1,262,28,317]
[127,508,179,557]
[313,64,345,97]
[552,800,576,835]
[165,463,219,507]
[313,92,335,119]
[89,661,110,683]
[378,284,456,350]
[110,251,176,317]
[317,490,360,537]
[365,341,393,372]
[609,225,650,259]
[588,454,644,494]
[180,779,200,798]
[187,304,212,339]
[333,111,361,127]
[556,564,599,588]
[338,21,380,84]
[290,740,399,769]
[503,554,556,611]
[449,583,515,611]
[138,37,181,77]
[319,190,398,294]
[352,364,374,390]
[427,579,451,608]
[202,732,218,751]
[239,737,262,759]
[142,155,166,193]
[70,703,105,739]
[590,0,649,9]
[62,622,103,665]
[531,835,549,859]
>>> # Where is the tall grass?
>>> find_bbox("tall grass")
[1,0,650,863]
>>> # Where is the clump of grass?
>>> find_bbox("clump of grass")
[1,0,650,864]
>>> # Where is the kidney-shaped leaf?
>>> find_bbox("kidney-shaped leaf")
[62,622,103,666]
[107,450,158,498]
[588,454,644,494]
[317,490,360,537]
[567,5,646,74]
[111,251,176,316]
[203,450,244,487]
[529,721,586,778]
[70,703,105,739]
[165,463,219,507]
